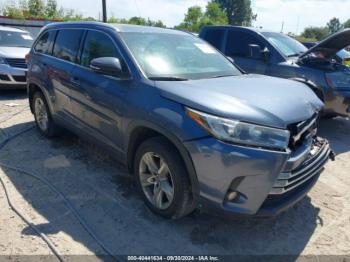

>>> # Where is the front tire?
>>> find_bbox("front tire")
[32,91,61,137]
[134,137,194,219]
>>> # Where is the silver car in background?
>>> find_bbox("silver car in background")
[0,26,33,89]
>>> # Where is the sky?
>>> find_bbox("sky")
[1,0,350,34]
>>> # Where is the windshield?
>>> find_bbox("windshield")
[0,30,34,48]
[262,32,307,57]
[120,32,241,80]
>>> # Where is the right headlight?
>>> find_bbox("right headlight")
[187,108,290,150]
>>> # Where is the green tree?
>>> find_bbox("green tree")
[301,26,329,41]
[202,1,228,25]
[175,6,202,32]
[107,16,166,28]
[146,18,166,28]
[45,0,58,18]
[343,19,350,28]
[28,0,45,17]
[176,2,228,32]
[327,17,343,34]
[213,0,256,26]
[1,0,23,18]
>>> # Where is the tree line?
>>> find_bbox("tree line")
[0,0,255,30]
[300,17,350,42]
[4,0,348,42]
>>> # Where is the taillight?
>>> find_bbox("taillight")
[25,53,31,64]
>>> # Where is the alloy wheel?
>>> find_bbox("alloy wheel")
[34,97,49,132]
[139,152,175,210]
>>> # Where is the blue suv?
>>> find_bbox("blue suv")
[27,22,332,219]
[200,26,350,118]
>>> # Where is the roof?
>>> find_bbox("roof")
[201,25,274,34]
[44,21,188,35]
[0,25,28,33]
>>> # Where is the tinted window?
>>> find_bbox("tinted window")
[226,31,264,57]
[81,30,119,67]
[203,29,225,50]
[34,30,56,54]
[53,29,84,63]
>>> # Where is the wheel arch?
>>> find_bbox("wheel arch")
[126,121,200,199]
[28,83,54,114]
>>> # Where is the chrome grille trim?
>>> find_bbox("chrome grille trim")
[270,140,330,195]
[291,114,318,145]
[5,58,27,69]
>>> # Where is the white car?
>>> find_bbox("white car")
[0,26,33,89]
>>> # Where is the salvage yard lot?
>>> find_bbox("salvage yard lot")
[0,91,350,258]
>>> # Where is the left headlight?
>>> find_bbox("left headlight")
[187,108,290,150]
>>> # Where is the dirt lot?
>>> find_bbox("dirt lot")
[0,91,350,260]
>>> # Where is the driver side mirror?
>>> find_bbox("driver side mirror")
[249,44,270,62]
[90,57,129,79]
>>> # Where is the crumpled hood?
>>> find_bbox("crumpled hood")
[299,29,350,59]
[156,74,324,129]
[0,47,30,58]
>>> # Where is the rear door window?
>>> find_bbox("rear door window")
[53,29,84,63]
[202,29,225,50]
[226,31,264,57]
[80,30,120,68]
[34,30,56,55]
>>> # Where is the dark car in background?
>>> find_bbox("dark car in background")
[27,22,331,219]
[200,26,350,117]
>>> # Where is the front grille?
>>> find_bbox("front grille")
[288,113,318,150]
[5,58,27,69]
[270,138,330,195]
[12,75,26,82]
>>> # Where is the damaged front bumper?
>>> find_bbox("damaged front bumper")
[185,136,333,218]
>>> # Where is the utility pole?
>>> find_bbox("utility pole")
[102,0,107,23]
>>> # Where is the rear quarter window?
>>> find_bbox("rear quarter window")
[53,29,84,63]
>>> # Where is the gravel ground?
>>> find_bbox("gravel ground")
[0,91,349,261]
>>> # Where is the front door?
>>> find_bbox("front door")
[69,30,130,153]
[225,29,269,75]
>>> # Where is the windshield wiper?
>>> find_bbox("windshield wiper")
[148,76,189,81]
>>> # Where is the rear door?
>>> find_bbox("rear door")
[50,29,84,119]
[225,29,269,75]
[70,29,130,153]
[31,29,57,108]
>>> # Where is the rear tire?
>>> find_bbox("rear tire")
[32,91,61,137]
[134,137,194,219]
